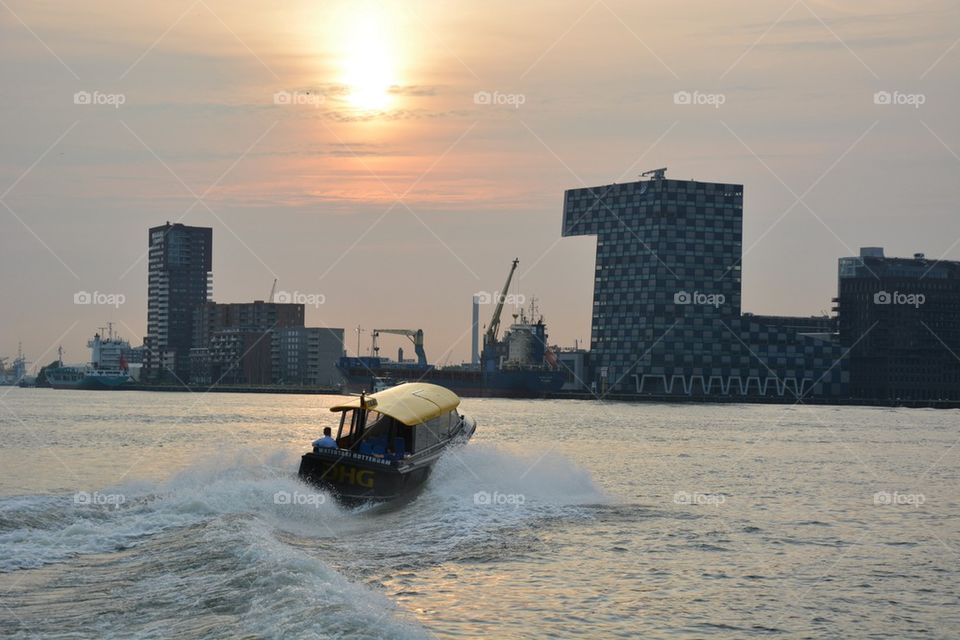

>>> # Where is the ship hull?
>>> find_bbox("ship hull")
[46,368,131,390]
[337,359,566,398]
[48,378,130,390]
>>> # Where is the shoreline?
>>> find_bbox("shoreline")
[15,384,960,409]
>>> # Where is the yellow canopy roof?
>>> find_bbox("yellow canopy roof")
[330,382,460,426]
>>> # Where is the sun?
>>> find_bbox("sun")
[337,4,398,112]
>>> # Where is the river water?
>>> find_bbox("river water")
[0,388,957,638]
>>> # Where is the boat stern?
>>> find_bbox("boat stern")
[298,451,418,503]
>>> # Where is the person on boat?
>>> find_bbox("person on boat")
[312,427,337,451]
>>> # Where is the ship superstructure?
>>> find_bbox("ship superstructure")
[45,325,133,390]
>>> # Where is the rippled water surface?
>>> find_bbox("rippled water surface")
[1,388,958,638]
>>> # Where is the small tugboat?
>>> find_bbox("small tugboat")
[298,382,476,503]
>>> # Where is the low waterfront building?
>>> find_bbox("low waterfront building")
[190,300,306,386]
[194,301,305,348]
[742,314,836,336]
[273,327,345,388]
[206,330,273,386]
[554,348,592,392]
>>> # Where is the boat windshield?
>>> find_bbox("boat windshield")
[335,408,409,459]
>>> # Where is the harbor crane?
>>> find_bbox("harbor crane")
[485,258,519,347]
[372,329,427,366]
[641,167,667,180]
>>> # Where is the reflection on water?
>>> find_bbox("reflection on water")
[0,389,958,638]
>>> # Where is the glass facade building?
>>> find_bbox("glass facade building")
[562,176,847,398]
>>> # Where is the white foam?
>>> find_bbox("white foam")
[0,444,607,573]
[427,442,608,505]
[0,447,346,571]
[216,519,428,639]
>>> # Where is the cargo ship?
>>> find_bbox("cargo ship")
[0,343,28,386]
[337,259,567,398]
[45,328,132,390]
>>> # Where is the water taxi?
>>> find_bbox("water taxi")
[298,382,476,503]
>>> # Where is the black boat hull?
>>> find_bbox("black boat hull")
[298,451,434,503]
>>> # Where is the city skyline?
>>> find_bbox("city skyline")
[2,0,959,368]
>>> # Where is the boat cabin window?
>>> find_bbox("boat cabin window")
[335,409,362,448]
[410,410,458,452]
[335,409,411,459]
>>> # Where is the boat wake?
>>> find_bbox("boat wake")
[429,442,606,504]
[0,444,609,638]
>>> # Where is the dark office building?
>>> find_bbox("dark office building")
[562,172,847,398]
[204,331,274,386]
[143,222,213,383]
[835,247,960,400]
[190,301,305,385]
[273,327,345,387]
[193,301,305,348]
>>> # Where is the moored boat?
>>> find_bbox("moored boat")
[46,366,131,390]
[45,329,134,390]
[298,382,476,503]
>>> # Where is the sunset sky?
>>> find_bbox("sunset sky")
[1,0,958,367]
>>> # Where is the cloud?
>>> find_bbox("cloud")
[388,85,440,97]
[737,7,939,33]
[757,33,939,52]
[325,108,472,123]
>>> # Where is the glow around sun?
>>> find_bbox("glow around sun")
[335,4,399,112]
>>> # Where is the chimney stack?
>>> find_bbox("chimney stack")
[471,295,480,365]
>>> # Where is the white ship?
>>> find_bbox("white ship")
[45,326,133,390]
